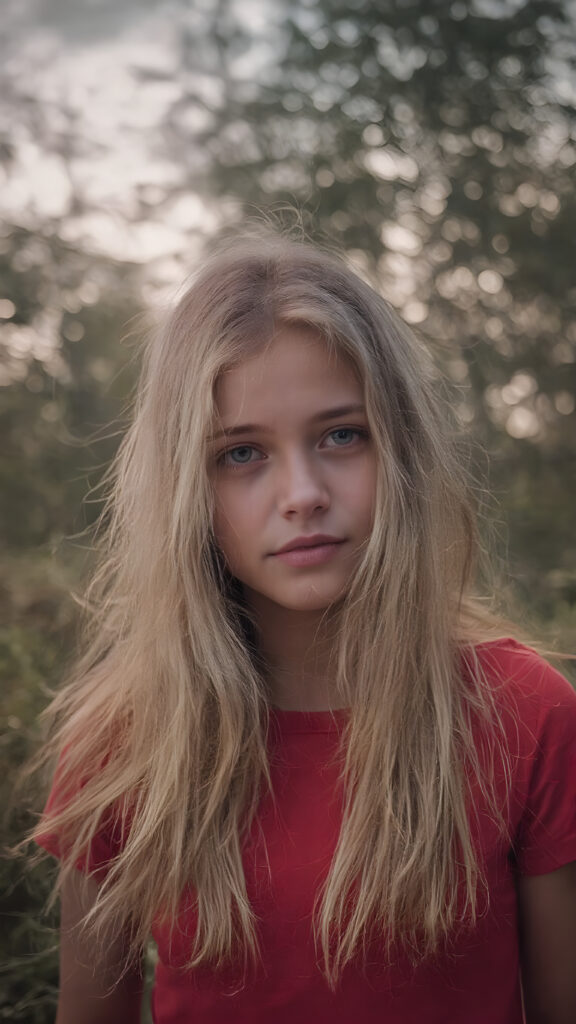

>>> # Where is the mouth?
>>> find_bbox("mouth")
[274,535,344,555]
[272,538,345,568]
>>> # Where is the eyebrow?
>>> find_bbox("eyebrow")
[210,403,367,441]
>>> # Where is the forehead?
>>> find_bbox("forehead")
[214,326,363,423]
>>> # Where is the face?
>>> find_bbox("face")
[210,327,377,619]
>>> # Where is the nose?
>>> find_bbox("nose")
[276,451,330,518]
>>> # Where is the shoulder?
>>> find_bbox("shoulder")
[464,637,576,720]
[462,638,576,782]
[469,641,576,875]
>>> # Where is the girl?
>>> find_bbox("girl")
[33,232,576,1023]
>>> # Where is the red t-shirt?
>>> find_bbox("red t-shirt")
[39,640,576,1023]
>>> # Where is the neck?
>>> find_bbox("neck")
[246,593,346,711]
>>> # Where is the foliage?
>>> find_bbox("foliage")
[1,228,144,1019]
[1,611,62,1021]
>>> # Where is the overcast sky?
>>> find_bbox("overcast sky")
[1,0,574,271]
[1,0,273,268]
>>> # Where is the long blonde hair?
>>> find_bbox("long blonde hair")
[32,230,511,985]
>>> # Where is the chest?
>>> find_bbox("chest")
[150,729,524,1024]
[244,736,344,922]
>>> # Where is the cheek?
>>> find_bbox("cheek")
[347,457,377,519]
[211,485,253,567]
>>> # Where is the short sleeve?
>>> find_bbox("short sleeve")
[36,761,121,880]
[512,656,576,875]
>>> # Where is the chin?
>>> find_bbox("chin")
[283,601,334,614]
[274,588,346,614]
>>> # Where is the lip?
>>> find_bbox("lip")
[272,535,345,568]
[273,534,344,555]
[275,543,344,568]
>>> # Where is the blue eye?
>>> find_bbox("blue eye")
[221,445,260,466]
[326,428,365,447]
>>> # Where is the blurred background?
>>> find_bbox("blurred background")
[1,0,575,1018]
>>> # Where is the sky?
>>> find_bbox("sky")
[2,0,574,277]
[0,0,273,272]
